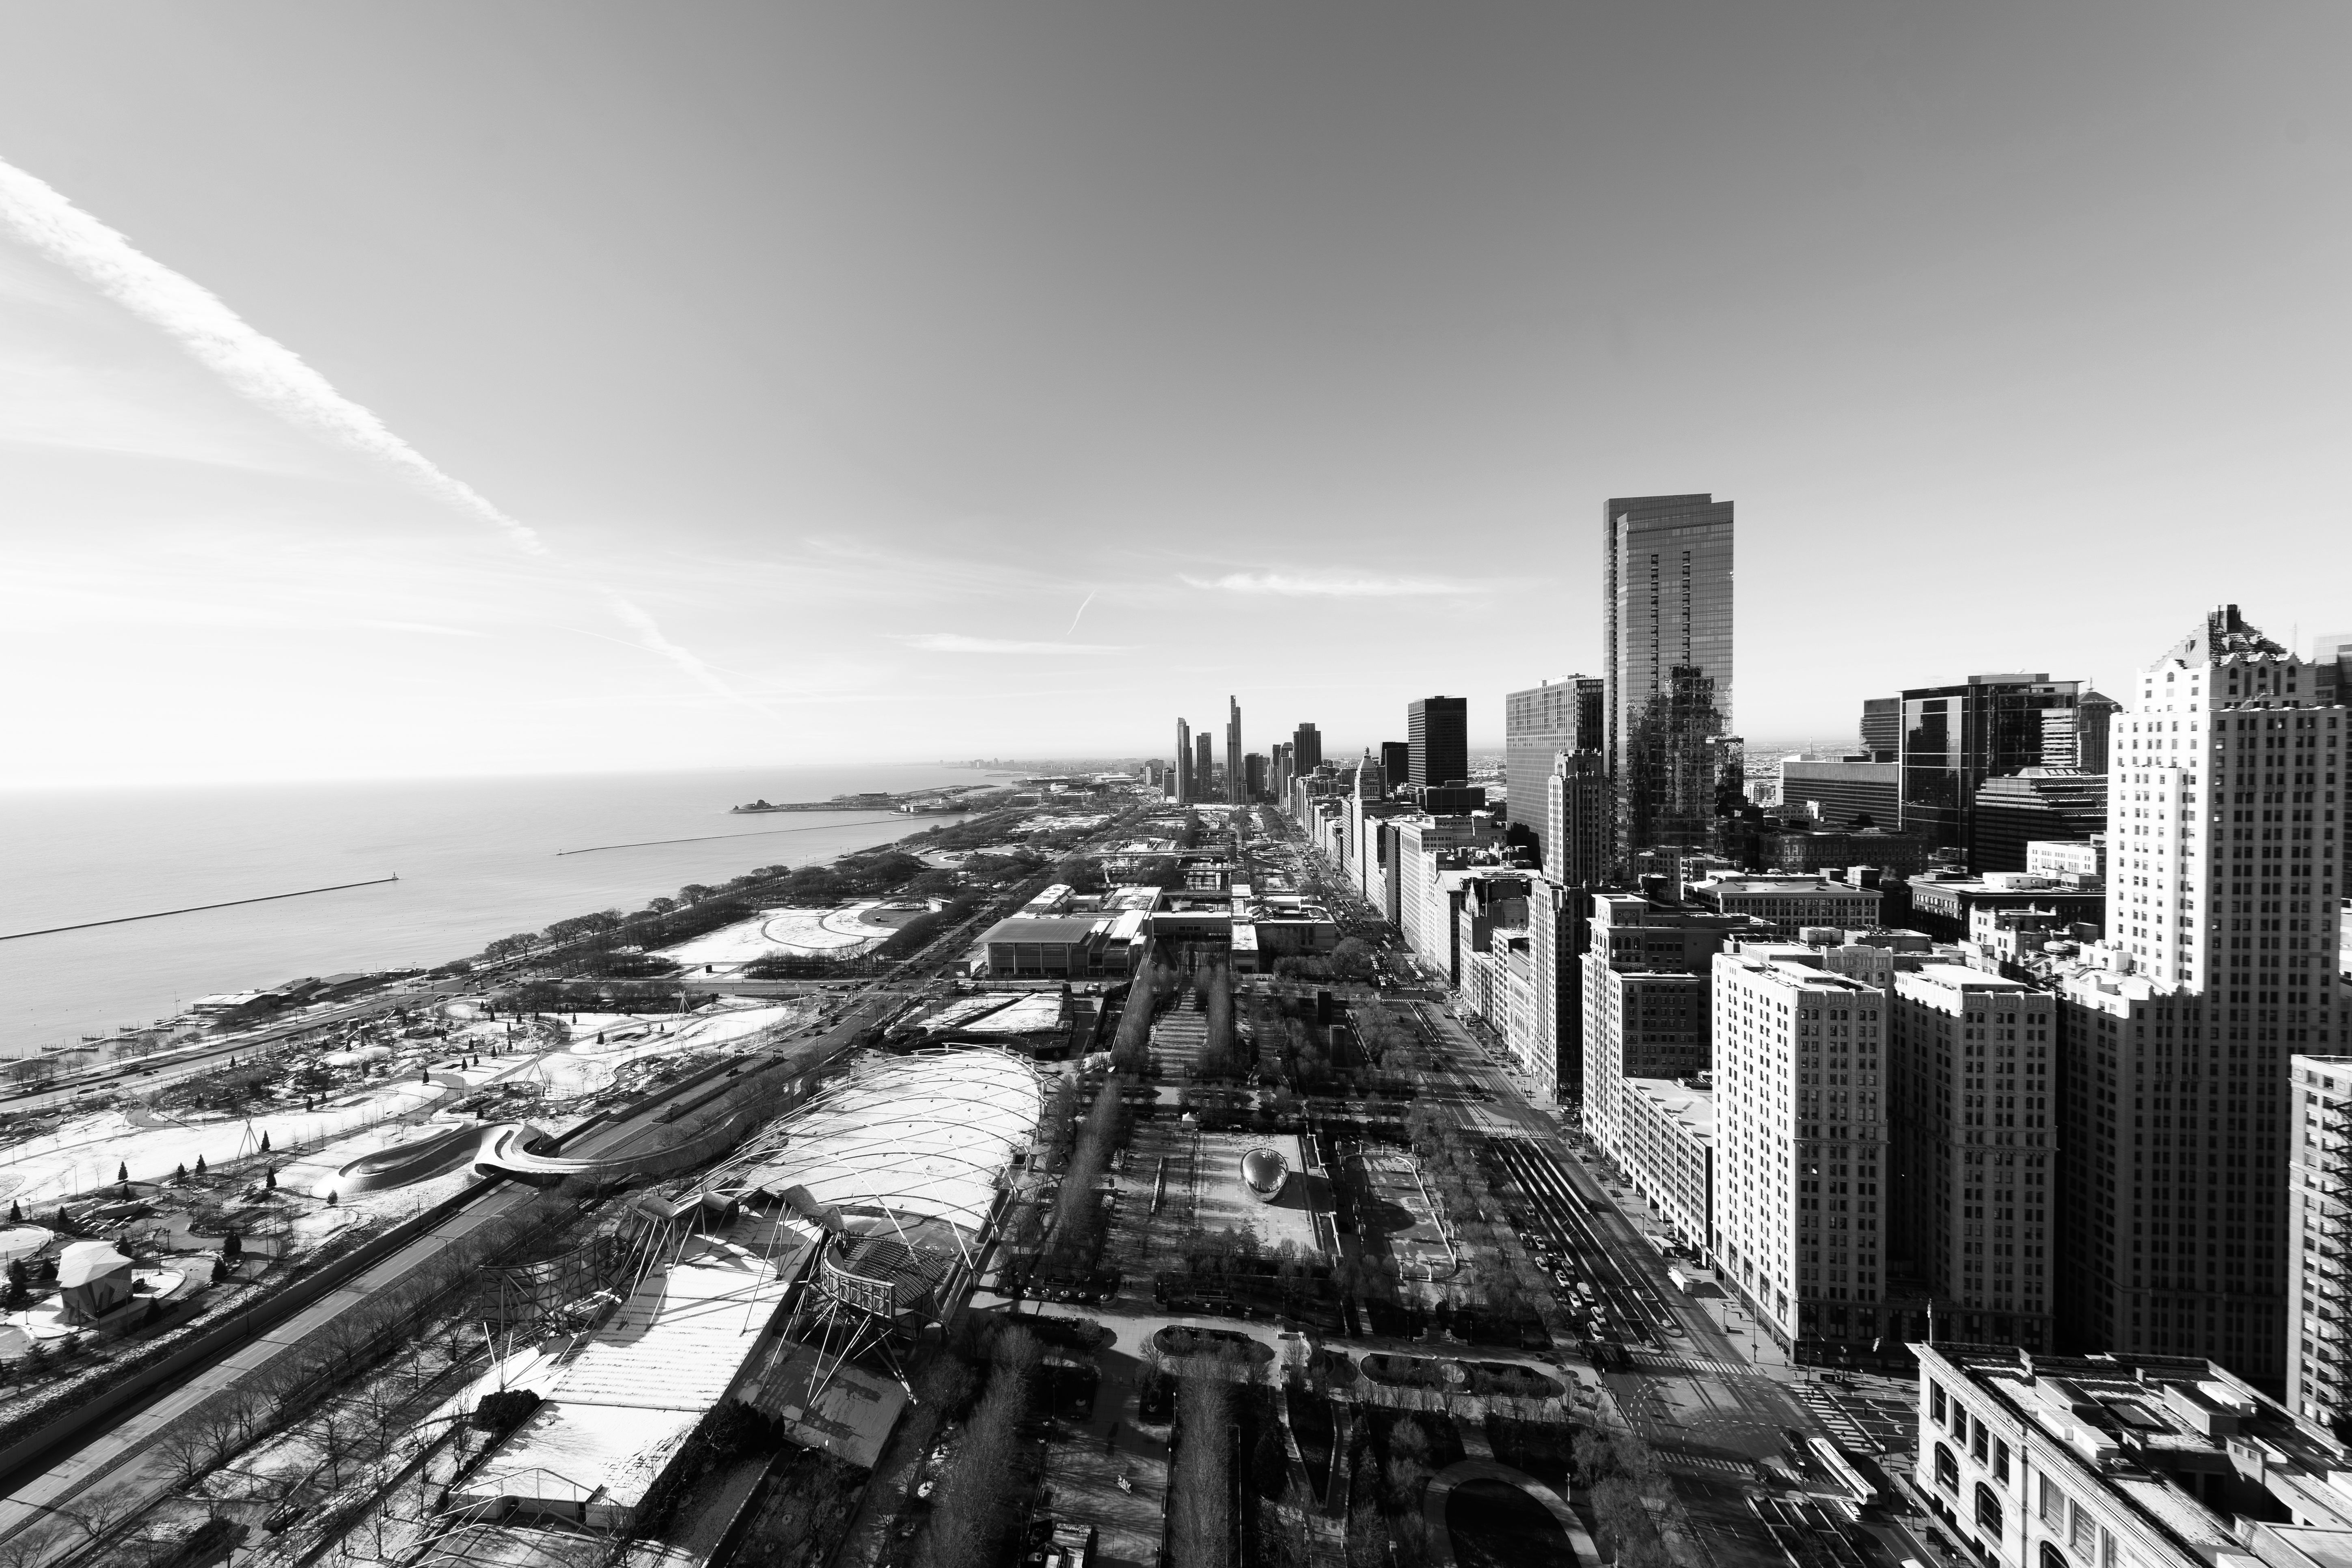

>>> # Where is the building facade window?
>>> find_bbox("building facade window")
[1977,1483,2003,1536]
[1936,1444,1959,1493]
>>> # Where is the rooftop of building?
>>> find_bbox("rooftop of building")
[1715,948,1887,994]
[1623,1077,1716,1143]
[1892,963,2046,1000]
[1693,876,1884,897]
[977,913,1120,945]
[1906,870,2109,895]
[1924,1343,2352,1566]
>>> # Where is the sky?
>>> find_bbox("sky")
[0,2,2347,787]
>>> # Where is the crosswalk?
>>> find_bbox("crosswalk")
[1630,1350,1757,1379]
[1791,1383,1884,1455]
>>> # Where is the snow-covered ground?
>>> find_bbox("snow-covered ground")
[658,904,904,971]
[0,1003,801,1208]
[0,1081,450,1206]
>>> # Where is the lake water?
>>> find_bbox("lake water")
[0,763,990,1056]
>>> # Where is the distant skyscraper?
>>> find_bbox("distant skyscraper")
[1379,741,1409,793]
[1244,752,1267,800]
[1407,697,1469,788]
[1226,696,1243,806]
[1195,732,1214,799]
[1860,697,1901,760]
[1603,494,1736,867]
[1897,673,2085,866]
[1505,677,1603,858]
[1292,722,1323,775]
[1175,718,1193,803]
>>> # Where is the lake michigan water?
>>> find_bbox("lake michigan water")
[0,763,989,1057]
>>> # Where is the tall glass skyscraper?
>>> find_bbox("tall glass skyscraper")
[1225,696,1243,805]
[1602,494,1736,863]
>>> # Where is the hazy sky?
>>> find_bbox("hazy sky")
[2,3,2347,787]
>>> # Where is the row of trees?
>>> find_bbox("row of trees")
[1192,960,1241,1079]
[1402,1103,1547,1326]
[1575,1427,1673,1568]
[919,1326,1041,1568]
[1170,1371,1236,1568]
[1043,1077,1129,1275]
[1110,958,1180,1076]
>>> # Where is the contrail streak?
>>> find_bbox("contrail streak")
[0,155,757,710]
[1066,589,1098,636]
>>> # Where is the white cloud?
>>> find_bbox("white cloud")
[903,634,1129,655]
[1181,571,1482,597]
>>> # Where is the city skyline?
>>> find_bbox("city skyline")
[3,5,2350,787]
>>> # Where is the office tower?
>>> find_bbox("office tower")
[1226,696,1243,806]
[1175,718,1193,803]
[2055,606,2345,1393]
[1968,770,2108,873]
[1506,678,1603,857]
[1603,494,1737,867]
[1351,748,1385,802]
[1526,882,1601,1102]
[1271,742,1293,802]
[1713,945,1890,1355]
[1407,697,1469,788]
[1779,757,1900,830]
[1195,733,1214,799]
[1292,722,1323,775]
[1897,673,2088,867]
[1244,753,1267,800]
[1545,751,1613,887]
[1578,894,1747,1153]
[1885,965,2059,1352]
[2289,1054,2352,1433]
[1379,741,1410,793]
[2317,634,2352,891]
[1860,697,1901,760]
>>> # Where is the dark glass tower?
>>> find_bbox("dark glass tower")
[1603,494,1736,863]
[1860,697,1901,760]
[1897,674,2083,866]
[1406,697,1469,788]
[1291,723,1322,774]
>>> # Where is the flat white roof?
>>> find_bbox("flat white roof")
[456,1224,802,1526]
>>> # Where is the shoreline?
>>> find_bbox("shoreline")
[2,809,937,1063]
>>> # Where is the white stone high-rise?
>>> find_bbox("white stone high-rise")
[2056,605,2345,1393]
[1712,943,1890,1356]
